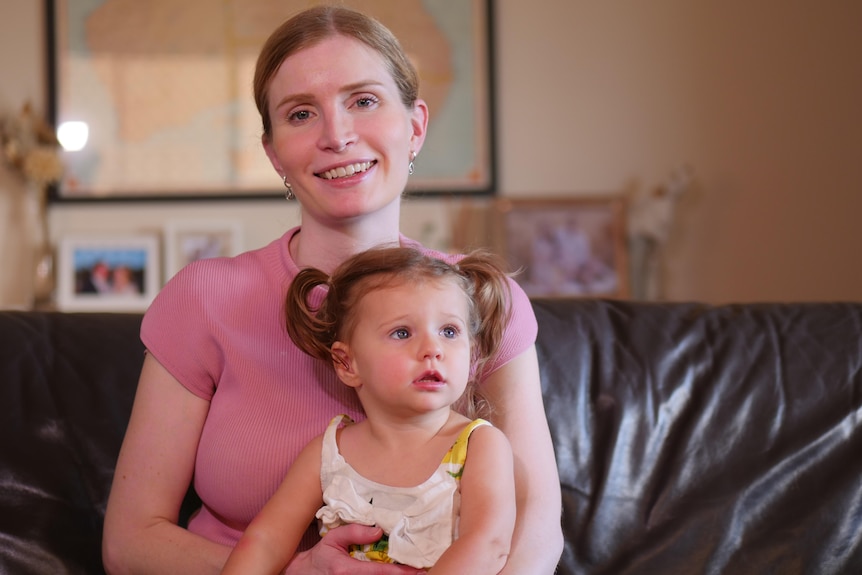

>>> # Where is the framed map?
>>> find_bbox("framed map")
[46,0,495,200]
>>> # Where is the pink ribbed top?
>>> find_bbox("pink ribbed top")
[141,227,537,549]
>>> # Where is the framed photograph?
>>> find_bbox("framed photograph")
[164,220,243,281]
[495,197,629,299]
[56,234,161,311]
[47,0,495,200]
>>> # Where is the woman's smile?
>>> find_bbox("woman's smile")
[316,160,377,181]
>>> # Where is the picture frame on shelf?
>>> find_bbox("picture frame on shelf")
[494,197,629,299]
[164,219,243,281]
[47,0,496,200]
[56,234,160,311]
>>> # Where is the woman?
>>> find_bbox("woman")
[102,6,562,574]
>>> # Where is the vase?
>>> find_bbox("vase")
[0,180,55,309]
[26,183,55,309]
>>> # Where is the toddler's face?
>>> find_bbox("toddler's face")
[335,278,472,419]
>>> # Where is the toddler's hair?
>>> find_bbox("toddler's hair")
[285,246,512,416]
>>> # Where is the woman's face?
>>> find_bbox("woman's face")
[263,35,428,225]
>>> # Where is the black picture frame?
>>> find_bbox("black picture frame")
[45,0,496,202]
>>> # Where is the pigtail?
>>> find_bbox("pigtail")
[285,268,337,362]
[456,250,513,381]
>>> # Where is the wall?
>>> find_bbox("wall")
[494,1,862,302]
[2,0,861,306]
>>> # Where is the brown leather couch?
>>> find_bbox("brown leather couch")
[2,300,861,574]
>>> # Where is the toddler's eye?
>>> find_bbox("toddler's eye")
[391,328,410,340]
[441,326,458,339]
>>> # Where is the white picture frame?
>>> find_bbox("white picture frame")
[164,220,243,281]
[57,234,161,312]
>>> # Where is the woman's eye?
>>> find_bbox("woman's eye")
[355,96,378,109]
[288,109,311,122]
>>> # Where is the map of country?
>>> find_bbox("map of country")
[56,0,486,196]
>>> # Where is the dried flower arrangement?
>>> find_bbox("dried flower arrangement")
[0,101,64,186]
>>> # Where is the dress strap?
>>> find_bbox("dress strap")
[324,414,352,435]
[321,414,353,461]
[440,418,491,471]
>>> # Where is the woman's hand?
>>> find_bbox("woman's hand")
[285,524,426,575]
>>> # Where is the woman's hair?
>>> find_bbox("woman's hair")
[286,247,512,417]
[253,5,420,140]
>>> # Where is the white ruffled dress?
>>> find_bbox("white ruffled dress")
[316,415,489,568]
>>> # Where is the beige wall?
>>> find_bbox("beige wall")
[494,1,862,302]
[2,1,861,305]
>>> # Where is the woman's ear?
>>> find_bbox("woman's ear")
[331,342,361,388]
[409,98,429,156]
[262,134,284,176]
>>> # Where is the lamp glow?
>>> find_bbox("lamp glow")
[57,121,89,152]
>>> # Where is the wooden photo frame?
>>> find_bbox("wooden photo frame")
[495,197,629,298]
[47,0,495,200]
[164,219,243,281]
[56,234,160,311]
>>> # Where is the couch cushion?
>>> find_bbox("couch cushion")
[533,299,862,575]
[0,312,144,575]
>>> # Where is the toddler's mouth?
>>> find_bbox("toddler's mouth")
[416,371,443,383]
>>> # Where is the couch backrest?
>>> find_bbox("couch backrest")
[0,312,144,574]
[2,301,861,574]
[533,299,862,575]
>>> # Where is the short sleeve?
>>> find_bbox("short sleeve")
[141,260,224,400]
[481,276,538,377]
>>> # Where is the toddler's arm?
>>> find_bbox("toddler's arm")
[221,435,325,575]
[428,425,516,574]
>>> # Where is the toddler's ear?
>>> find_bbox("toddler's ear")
[331,342,361,388]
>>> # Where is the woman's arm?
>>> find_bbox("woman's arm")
[222,436,325,574]
[102,353,231,574]
[484,345,564,574]
[429,425,515,574]
[103,355,431,575]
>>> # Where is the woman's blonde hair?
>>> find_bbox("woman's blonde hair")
[286,247,512,417]
[253,5,420,140]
